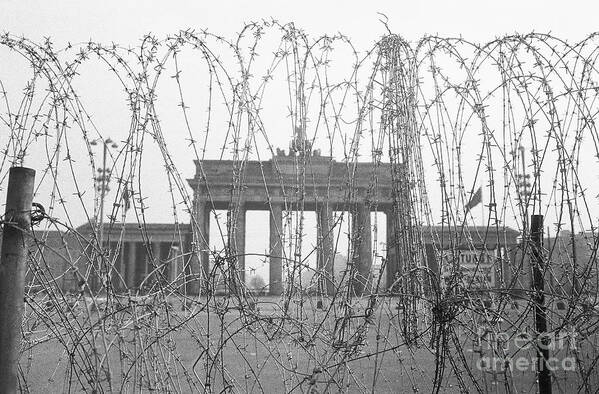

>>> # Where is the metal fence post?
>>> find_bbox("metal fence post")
[531,214,552,394]
[0,167,35,393]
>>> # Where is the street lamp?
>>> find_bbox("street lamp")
[512,145,532,235]
[91,138,118,274]
[90,138,119,293]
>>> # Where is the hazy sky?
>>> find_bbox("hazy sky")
[1,0,597,47]
[2,1,599,281]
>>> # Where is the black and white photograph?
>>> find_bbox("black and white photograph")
[0,1,597,392]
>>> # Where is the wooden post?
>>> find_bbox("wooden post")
[0,167,35,393]
[531,214,552,394]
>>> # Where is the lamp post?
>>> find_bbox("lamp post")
[91,138,118,291]
[515,145,531,234]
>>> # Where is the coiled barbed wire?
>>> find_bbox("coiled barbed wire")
[1,23,599,392]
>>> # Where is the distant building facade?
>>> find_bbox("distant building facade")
[24,221,524,298]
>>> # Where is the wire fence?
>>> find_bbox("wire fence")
[1,23,599,392]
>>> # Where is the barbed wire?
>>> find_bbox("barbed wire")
[2,22,599,392]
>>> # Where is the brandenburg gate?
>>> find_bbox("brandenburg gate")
[187,135,403,296]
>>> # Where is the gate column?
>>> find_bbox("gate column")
[352,203,371,295]
[269,203,284,295]
[127,241,136,290]
[317,203,335,296]
[229,203,246,294]
[386,209,399,291]
[192,199,210,295]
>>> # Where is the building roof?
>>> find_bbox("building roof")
[422,225,520,247]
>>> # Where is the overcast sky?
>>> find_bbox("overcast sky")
[2,1,599,281]
[2,0,597,47]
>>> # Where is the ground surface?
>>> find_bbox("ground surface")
[18,295,598,393]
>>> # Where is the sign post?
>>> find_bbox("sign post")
[531,214,552,394]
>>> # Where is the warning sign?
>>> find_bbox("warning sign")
[438,249,496,289]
